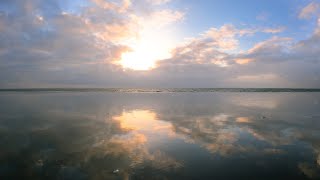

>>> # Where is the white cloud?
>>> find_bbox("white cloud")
[262,26,286,34]
[145,9,184,27]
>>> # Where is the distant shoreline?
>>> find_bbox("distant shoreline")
[0,88,320,93]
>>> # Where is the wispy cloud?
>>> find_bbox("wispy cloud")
[299,2,320,19]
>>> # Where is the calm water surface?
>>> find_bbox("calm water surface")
[0,92,320,179]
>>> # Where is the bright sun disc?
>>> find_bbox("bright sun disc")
[120,26,176,71]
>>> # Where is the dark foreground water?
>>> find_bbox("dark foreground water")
[0,90,320,180]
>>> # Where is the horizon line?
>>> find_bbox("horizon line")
[1,87,320,93]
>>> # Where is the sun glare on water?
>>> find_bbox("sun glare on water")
[120,26,176,71]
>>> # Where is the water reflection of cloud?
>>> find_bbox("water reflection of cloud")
[299,163,320,179]
[159,108,320,162]
[155,93,320,178]
[0,102,184,179]
[236,117,251,123]
[109,109,184,175]
[163,113,248,156]
[1,93,320,179]
[102,131,182,170]
[229,94,279,109]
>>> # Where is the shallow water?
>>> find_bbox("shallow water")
[0,92,320,179]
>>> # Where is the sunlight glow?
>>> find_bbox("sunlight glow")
[119,23,177,71]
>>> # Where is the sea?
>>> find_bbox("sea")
[0,88,320,179]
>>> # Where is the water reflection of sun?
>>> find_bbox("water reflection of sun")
[114,110,157,130]
[109,110,182,171]
[113,110,172,135]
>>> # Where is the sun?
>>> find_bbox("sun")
[119,25,177,71]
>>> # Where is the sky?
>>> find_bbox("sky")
[0,0,320,88]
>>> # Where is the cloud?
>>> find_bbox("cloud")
[256,12,270,21]
[243,36,293,62]
[147,9,184,27]
[147,0,171,5]
[0,0,185,87]
[293,18,320,60]
[0,0,320,88]
[235,58,253,65]
[299,2,320,19]
[204,24,241,50]
[91,0,128,12]
[232,73,278,82]
[156,24,260,68]
[157,24,288,69]
[170,29,313,87]
[0,0,134,64]
[151,18,320,87]
[262,26,286,33]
